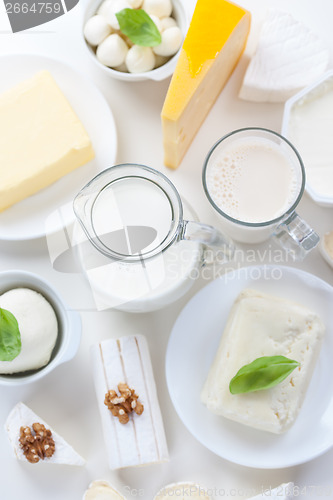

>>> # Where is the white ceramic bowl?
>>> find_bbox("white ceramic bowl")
[0,270,81,386]
[82,0,188,82]
[282,70,333,207]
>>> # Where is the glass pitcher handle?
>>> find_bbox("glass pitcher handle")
[180,220,235,262]
[273,212,319,260]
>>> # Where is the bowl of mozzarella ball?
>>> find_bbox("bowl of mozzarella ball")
[83,0,187,81]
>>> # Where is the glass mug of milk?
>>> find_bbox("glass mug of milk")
[73,164,234,313]
[202,128,319,259]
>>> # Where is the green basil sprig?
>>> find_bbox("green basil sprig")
[0,307,21,362]
[116,8,162,47]
[229,356,300,395]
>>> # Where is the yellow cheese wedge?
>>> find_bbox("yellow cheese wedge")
[0,71,95,212]
[161,0,251,169]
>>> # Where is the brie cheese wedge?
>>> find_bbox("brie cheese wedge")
[5,402,85,465]
[201,289,325,433]
[239,10,329,102]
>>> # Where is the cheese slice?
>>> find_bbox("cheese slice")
[249,483,294,500]
[90,335,169,469]
[239,10,329,103]
[5,402,85,465]
[201,289,325,434]
[0,70,95,212]
[161,0,251,169]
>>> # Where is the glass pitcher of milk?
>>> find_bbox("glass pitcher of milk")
[73,164,234,313]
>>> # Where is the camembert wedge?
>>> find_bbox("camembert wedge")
[201,289,325,433]
[0,70,94,212]
[91,335,169,469]
[161,0,251,168]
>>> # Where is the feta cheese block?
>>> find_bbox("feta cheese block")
[91,335,169,469]
[161,0,251,168]
[5,402,85,465]
[201,289,325,434]
[248,482,294,500]
[239,10,329,103]
[0,70,95,212]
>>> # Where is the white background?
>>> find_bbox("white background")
[0,0,333,499]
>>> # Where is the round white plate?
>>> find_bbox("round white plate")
[0,54,117,241]
[166,265,333,469]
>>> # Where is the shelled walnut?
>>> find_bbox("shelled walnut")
[104,382,144,424]
[19,423,55,463]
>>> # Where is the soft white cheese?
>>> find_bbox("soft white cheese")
[83,480,125,500]
[5,402,85,465]
[239,10,329,102]
[0,288,58,374]
[201,289,325,434]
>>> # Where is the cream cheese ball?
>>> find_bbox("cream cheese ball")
[153,26,182,56]
[83,480,125,500]
[143,0,172,18]
[84,15,112,46]
[97,34,129,67]
[0,288,58,374]
[126,45,155,72]
[97,0,114,16]
[105,0,130,30]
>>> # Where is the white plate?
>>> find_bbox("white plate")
[0,54,117,241]
[166,265,333,469]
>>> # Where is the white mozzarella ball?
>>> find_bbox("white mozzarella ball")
[153,26,182,56]
[84,15,112,46]
[127,0,143,7]
[105,0,130,30]
[97,34,129,67]
[149,14,162,32]
[160,16,177,31]
[126,45,155,73]
[97,0,114,16]
[143,0,172,18]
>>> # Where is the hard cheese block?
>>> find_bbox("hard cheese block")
[239,10,329,103]
[201,289,325,434]
[5,402,85,465]
[91,335,169,469]
[0,70,94,212]
[161,0,251,168]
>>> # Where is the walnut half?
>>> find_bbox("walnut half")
[19,423,55,463]
[104,383,144,424]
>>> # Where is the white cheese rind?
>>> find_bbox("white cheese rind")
[249,482,294,500]
[201,289,325,434]
[5,402,85,465]
[90,335,169,469]
[239,10,329,103]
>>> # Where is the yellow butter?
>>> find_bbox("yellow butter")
[0,71,95,212]
[161,0,251,169]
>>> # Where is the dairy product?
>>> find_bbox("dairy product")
[5,402,85,465]
[154,483,212,500]
[206,136,300,223]
[83,480,125,500]
[249,483,294,500]
[0,71,94,212]
[287,76,333,200]
[161,0,251,168]
[201,289,325,434]
[239,10,329,103]
[90,335,169,469]
[0,288,58,374]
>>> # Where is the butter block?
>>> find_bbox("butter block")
[91,335,169,469]
[201,289,325,433]
[161,0,251,168]
[0,70,94,212]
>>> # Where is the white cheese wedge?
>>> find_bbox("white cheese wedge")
[201,289,325,434]
[249,482,294,500]
[239,10,329,103]
[83,480,125,500]
[90,335,169,469]
[5,402,85,465]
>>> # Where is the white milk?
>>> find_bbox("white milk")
[206,137,300,243]
[76,177,202,313]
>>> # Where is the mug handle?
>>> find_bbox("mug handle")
[180,220,235,263]
[273,212,320,260]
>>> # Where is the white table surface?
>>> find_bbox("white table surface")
[0,0,333,499]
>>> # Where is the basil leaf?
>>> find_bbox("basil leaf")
[0,308,21,362]
[229,356,300,395]
[116,8,162,47]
